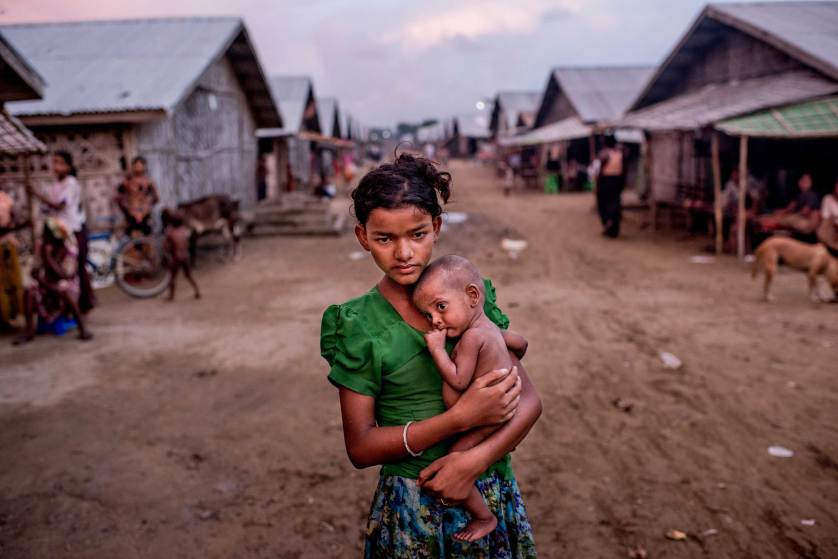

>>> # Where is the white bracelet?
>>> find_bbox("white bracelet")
[403,421,423,457]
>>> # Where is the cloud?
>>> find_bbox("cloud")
[0,0,709,127]
[385,0,581,51]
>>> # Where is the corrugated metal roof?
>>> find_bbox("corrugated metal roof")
[316,97,341,138]
[620,70,838,130]
[631,2,838,111]
[716,94,838,137]
[496,91,541,130]
[0,108,45,154]
[499,116,591,147]
[0,31,44,101]
[553,66,655,122]
[269,76,313,134]
[710,2,838,81]
[1,17,281,127]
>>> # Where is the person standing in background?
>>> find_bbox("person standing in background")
[596,136,626,238]
[116,156,159,237]
[29,151,96,314]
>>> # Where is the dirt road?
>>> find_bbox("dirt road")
[1,162,836,558]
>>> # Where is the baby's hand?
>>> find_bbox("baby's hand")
[424,328,447,349]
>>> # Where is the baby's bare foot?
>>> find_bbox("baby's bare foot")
[454,515,497,542]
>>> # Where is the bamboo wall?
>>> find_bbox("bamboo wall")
[648,131,694,204]
[137,56,258,210]
[0,54,260,232]
[287,137,312,188]
[676,25,804,98]
[0,125,128,230]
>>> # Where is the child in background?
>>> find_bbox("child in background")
[162,209,200,301]
[14,218,93,344]
[412,255,528,542]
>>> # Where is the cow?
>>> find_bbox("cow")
[176,194,241,264]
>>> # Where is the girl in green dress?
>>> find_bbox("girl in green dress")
[320,153,542,558]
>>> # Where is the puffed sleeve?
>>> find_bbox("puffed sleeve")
[320,304,382,397]
[482,278,510,330]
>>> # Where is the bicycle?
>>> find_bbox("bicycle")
[86,220,172,299]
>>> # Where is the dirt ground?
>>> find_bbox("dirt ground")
[1,162,836,559]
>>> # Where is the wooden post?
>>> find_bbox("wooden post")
[737,135,748,259]
[21,154,37,247]
[562,139,569,190]
[711,133,723,254]
[122,127,138,169]
[646,134,656,232]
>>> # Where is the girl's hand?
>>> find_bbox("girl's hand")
[417,450,484,503]
[452,366,520,429]
[423,328,446,350]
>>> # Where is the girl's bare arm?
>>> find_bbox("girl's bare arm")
[338,367,521,469]
[29,188,64,211]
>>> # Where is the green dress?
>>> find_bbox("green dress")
[321,279,537,558]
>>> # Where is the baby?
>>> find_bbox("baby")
[413,255,527,542]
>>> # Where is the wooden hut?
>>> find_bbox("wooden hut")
[621,2,838,253]
[489,91,541,139]
[258,76,321,194]
[317,97,343,140]
[528,65,652,156]
[313,96,355,184]
[446,110,491,158]
[503,66,653,190]
[0,17,281,231]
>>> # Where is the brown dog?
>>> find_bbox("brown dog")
[752,236,838,302]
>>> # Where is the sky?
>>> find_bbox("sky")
[0,0,801,128]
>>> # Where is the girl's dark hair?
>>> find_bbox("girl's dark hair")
[132,155,147,166]
[352,152,451,224]
[54,150,77,177]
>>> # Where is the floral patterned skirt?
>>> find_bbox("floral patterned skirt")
[364,471,537,558]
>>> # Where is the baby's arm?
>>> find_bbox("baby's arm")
[425,329,482,392]
[502,330,528,359]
